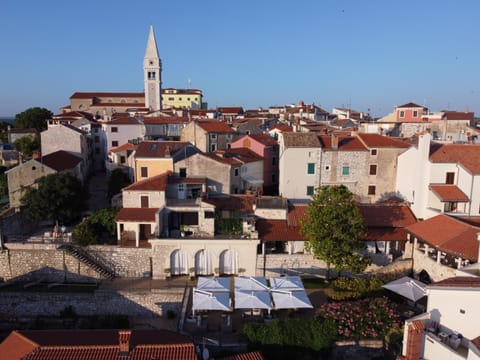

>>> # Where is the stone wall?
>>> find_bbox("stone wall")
[0,243,153,281]
[0,288,183,319]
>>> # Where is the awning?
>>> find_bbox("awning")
[192,289,231,314]
[241,174,263,185]
[197,276,230,292]
[271,290,313,309]
[429,184,469,202]
[234,290,272,310]
[383,276,427,302]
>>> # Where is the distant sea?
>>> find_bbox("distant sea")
[0,117,14,125]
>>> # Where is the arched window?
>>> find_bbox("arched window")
[195,250,213,275]
[170,249,188,275]
[220,249,238,275]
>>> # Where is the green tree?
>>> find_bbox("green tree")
[301,185,370,279]
[73,208,119,246]
[14,107,52,132]
[21,173,88,225]
[14,134,40,157]
[107,169,131,199]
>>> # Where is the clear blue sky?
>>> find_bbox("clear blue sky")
[1,0,479,118]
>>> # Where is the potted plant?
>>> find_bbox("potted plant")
[238,268,246,275]
[214,268,220,276]
[189,267,196,280]
[164,268,171,279]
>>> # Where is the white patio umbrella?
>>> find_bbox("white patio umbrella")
[192,288,231,316]
[197,276,231,292]
[383,276,427,302]
[234,276,269,292]
[270,276,305,291]
[271,289,313,309]
[234,290,272,311]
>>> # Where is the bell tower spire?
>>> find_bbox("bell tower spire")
[144,25,162,111]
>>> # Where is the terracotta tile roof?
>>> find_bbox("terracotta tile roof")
[219,351,265,360]
[70,92,145,99]
[472,336,480,350]
[406,214,480,261]
[319,135,368,151]
[41,150,82,171]
[248,134,278,146]
[134,141,188,158]
[429,184,469,202]
[256,219,304,241]
[124,172,170,191]
[217,107,244,114]
[0,330,196,360]
[203,195,256,213]
[281,132,321,147]
[442,111,474,120]
[196,120,235,133]
[202,152,242,166]
[221,148,264,163]
[397,102,424,108]
[109,142,137,154]
[53,111,95,121]
[429,144,480,174]
[359,204,417,228]
[0,331,38,359]
[270,124,293,132]
[356,133,411,148]
[429,276,480,288]
[142,116,187,124]
[115,207,159,222]
[92,102,145,107]
[287,203,307,226]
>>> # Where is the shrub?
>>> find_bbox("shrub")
[326,276,385,301]
[243,318,337,351]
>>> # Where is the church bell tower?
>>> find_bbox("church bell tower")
[144,25,162,111]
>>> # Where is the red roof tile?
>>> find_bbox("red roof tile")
[142,116,187,124]
[429,276,480,288]
[221,148,263,163]
[287,204,307,226]
[256,219,304,241]
[196,120,235,133]
[282,132,321,147]
[319,135,368,151]
[134,141,188,158]
[124,172,170,191]
[397,102,424,108]
[472,336,480,350]
[248,134,278,146]
[429,184,469,202]
[115,208,159,222]
[442,111,474,121]
[109,143,136,154]
[204,195,256,213]
[270,124,293,132]
[429,144,480,174]
[217,107,244,114]
[358,204,417,228]
[41,150,82,171]
[168,176,207,184]
[70,92,145,99]
[356,133,411,148]
[0,330,196,360]
[219,351,265,360]
[406,214,480,261]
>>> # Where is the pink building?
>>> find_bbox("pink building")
[395,102,428,122]
[231,134,279,195]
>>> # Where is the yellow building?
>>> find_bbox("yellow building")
[162,88,203,109]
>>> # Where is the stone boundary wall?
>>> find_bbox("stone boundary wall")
[0,288,183,319]
[0,243,152,281]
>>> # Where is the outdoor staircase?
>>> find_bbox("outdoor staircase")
[58,244,116,280]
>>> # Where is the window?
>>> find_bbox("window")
[179,168,187,178]
[111,127,118,133]
[140,196,149,208]
[210,134,217,139]
[141,166,148,178]
[234,168,239,176]
[413,110,418,117]
[399,111,405,118]
[227,143,231,149]
[368,185,376,195]
[148,71,156,79]
[94,136,99,143]
[210,144,216,152]
[205,211,215,219]
[94,128,98,133]
[307,186,314,196]
[445,172,455,184]
[307,163,315,174]
[272,173,277,183]
[95,148,100,155]
[181,212,199,225]
[168,97,174,101]
[112,141,119,147]
[120,156,126,164]
[272,157,277,166]
[369,164,377,175]
[342,166,350,176]
[371,149,377,156]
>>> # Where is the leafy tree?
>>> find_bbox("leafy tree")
[14,107,52,132]
[14,134,40,157]
[107,169,131,199]
[301,185,370,279]
[0,166,9,199]
[73,208,119,246]
[21,173,88,225]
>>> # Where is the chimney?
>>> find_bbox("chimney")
[118,330,131,355]
[32,150,41,160]
[331,133,338,150]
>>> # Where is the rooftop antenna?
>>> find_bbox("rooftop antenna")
[188,78,192,89]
